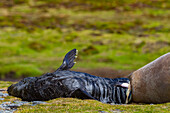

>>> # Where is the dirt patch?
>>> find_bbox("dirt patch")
[0,68,133,82]
[73,68,133,79]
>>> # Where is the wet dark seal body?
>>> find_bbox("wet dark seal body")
[130,52,170,103]
[8,49,131,104]
[8,71,130,104]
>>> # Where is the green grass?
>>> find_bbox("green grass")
[0,0,170,78]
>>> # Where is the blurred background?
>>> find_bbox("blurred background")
[0,0,169,80]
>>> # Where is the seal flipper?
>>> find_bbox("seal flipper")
[114,78,132,104]
[56,49,78,71]
[70,88,97,100]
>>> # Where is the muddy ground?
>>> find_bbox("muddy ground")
[0,68,133,82]
[75,68,133,78]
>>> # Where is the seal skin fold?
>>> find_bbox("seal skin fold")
[7,49,131,104]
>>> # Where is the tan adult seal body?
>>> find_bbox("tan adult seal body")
[130,53,170,103]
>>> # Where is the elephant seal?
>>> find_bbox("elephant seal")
[130,53,170,103]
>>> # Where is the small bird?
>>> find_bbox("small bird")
[8,49,131,104]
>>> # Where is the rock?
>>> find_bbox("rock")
[0,90,46,113]
[13,101,30,106]
[0,89,6,92]
[2,93,9,97]
[0,100,46,113]
[32,101,46,106]
[0,92,3,96]
[0,92,9,97]
[0,98,4,101]
[6,103,19,109]
[130,53,170,103]
[0,110,15,113]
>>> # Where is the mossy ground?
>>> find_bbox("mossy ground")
[17,98,170,113]
[0,0,170,79]
[0,82,170,113]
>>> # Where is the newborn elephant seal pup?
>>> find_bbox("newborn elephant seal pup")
[130,52,170,103]
[8,49,131,104]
